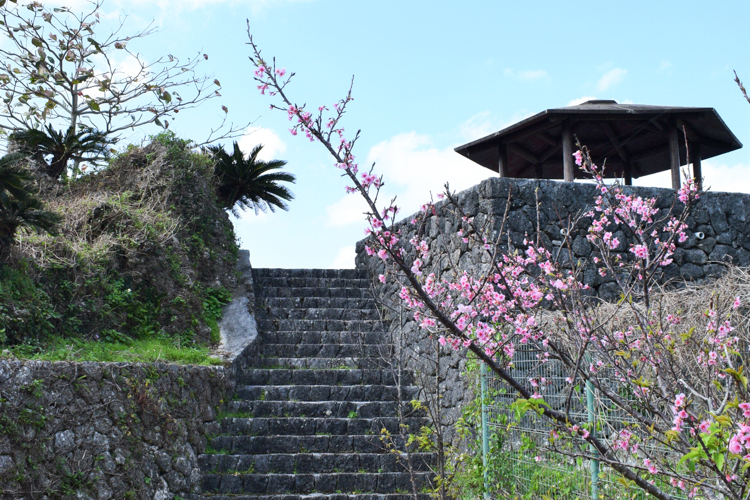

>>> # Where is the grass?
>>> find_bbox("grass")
[217,410,253,419]
[6,336,225,366]
[204,444,231,455]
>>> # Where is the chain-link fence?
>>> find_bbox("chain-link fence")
[479,347,688,499]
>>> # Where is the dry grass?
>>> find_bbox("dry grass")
[15,192,179,269]
[594,266,750,346]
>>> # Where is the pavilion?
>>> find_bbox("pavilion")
[454,100,742,189]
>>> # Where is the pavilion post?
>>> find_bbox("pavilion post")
[498,143,508,178]
[562,122,574,182]
[624,164,632,186]
[691,142,702,190]
[668,127,681,190]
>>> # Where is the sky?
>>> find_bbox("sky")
[27,0,750,269]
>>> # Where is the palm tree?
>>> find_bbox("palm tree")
[0,153,35,205]
[208,142,295,216]
[10,125,112,179]
[0,154,60,255]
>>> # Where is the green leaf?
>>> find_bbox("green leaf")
[617,477,635,489]
[161,91,171,103]
[724,367,748,389]
[713,452,725,471]
[510,399,533,420]
[86,37,102,53]
[31,37,42,47]
[716,415,732,428]
[88,100,99,111]
[680,446,708,469]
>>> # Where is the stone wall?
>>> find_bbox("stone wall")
[355,177,750,443]
[0,360,234,500]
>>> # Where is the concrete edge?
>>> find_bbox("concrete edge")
[213,249,259,364]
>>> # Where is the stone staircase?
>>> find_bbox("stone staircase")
[197,268,434,499]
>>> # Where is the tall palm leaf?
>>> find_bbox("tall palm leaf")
[11,125,112,179]
[0,153,35,206]
[208,142,295,217]
[0,153,60,255]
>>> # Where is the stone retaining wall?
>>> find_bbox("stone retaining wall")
[0,360,233,500]
[355,177,750,444]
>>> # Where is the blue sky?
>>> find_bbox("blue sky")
[44,0,750,268]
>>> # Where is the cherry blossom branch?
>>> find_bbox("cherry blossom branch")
[245,28,750,500]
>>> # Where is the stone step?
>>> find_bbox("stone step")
[253,268,367,279]
[256,357,383,370]
[235,385,420,402]
[256,331,389,346]
[260,297,377,311]
[209,434,406,455]
[199,452,435,474]
[256,276,371,289]
[256,344,388,359]
[224,400,423,419]
[257,318,384,333]
[200,471,432,495]
[255,286,372,299]
[200,267,435,500]
[216,417,428,437]
[259,307,381,321]
[238,369,407,387]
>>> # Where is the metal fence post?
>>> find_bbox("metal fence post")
[480,362,490,499]
[586,379,599,499]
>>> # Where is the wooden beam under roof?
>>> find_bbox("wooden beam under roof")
[538,133,558,147]
[676,118,735,151]
[508,143,540,165]
[601,122,630,163]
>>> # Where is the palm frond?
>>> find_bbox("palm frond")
[10,125,113,179]
[209,141,295,215]
[0,153,34,203]
[0,152,60,254]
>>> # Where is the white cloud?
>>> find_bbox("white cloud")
[238,126,286,161]
[457,111,497,142]
[325,193,371,227]
[332,245,356,268]
[456,111,532,143]
[659,60,673,73]
[698,161,750,194]
[40,0,313,12]
[119,0,315,16]
[597,68,627,92]
[633,161,750,194]
[504,68,548,82]
[567,96,597,106]
[324,130,494,227]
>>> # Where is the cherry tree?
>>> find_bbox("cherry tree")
[247,26,750,500]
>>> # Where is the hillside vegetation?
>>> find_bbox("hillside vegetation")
[0,133,239,364]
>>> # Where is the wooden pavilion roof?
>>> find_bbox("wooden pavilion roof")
[454,100,742,181]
